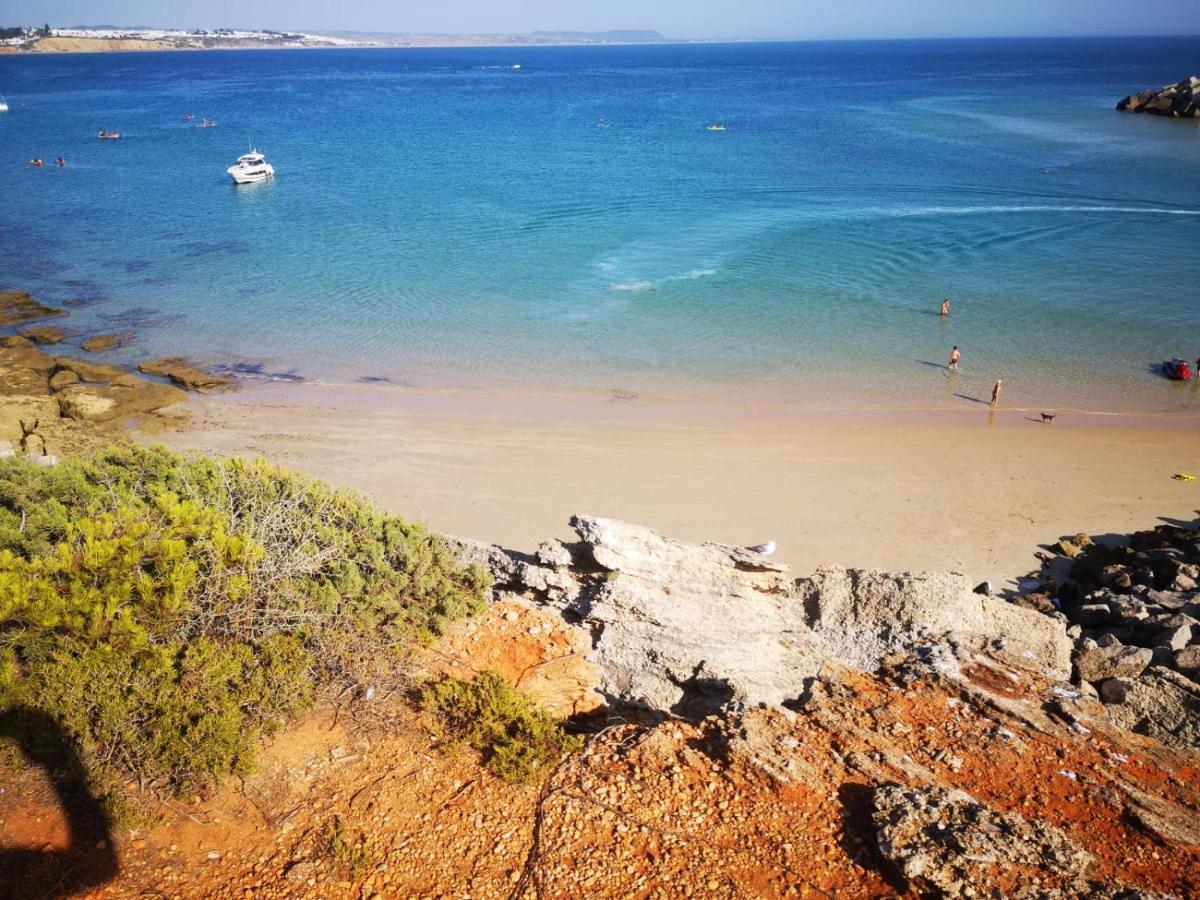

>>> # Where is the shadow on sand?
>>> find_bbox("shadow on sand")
[953,393,991,406]
[0,708,119,897]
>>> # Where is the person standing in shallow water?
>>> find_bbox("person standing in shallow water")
[940,298,950,316]
[949,346,960,370]
[991,379,1003,406]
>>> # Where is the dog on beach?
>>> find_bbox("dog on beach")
[1040,412,1056,424]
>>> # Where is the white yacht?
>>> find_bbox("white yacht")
[0,96,9,113]
[226,149,274,184]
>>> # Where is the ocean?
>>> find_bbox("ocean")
[1,38,1199,413]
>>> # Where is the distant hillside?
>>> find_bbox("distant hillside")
[531,30,667,43]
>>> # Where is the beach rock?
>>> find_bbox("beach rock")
[1174,646,1200,675]
[0,336,33,350]
[1118,76,1200,118]
[798,566,1072,678]
[18,326,65,345]
[1054,539,1082,558]
[57,380,187,423]
[81,332,133,352]
[138,357,232,393]
[0,291,65,327]
[1108,667,1200,749]
[53,357,129,384]
[565,515,832,715]
[871,785,1095,897]
[1077,603,1113,626]
[1074,638,1153,683]
[48,369,79,391]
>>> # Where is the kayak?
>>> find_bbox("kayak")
[1163,357,1193,380]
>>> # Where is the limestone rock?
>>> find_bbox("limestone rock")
[57,380,187,423]
[48,369,79,391]
[53,357,128,384]
[18,325,65,345]
[1074,639,1153,683]
[1107,666,1200,750]
[872,785,1094,897]
[138,357,231,393]
[798,566,1072,678]
[1099,678,1132,704]
[81,332,133,352]
[567,515,831,716]
[0,291,65,327]
[1174,645,1200,675]
[1117,76,1200,119]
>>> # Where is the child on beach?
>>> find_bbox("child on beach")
[949,346,960,370]
[940,299,950,316]
[991,379,1002,405]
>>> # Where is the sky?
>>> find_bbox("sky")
[1,0,1198,40]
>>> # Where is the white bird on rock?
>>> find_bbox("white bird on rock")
[748,540,777,556]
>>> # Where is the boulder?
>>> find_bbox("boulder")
[1074,638,1153,683]
[872,785,1094,897]
[1107,666,1200,750]
[798,566,1072,678]
[0,291,65,327]
[48,369,79,391]
[1118,76,1200,118]
[18,325,65,345]
[57,380,187,423]
[81,332,133,352]
[138,357,231,393]
[53,357,129,384]
[565,515,833,715]
[1174,645,1200,675]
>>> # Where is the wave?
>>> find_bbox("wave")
[866,204,1200,218]
[610,280,655,292]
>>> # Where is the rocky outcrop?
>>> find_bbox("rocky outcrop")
[138,357,231,393]
[1018,523,1200,746]
[1117,76,1200,119]
[872,785,1096,897]
[18,325,66,345]
[456,515,1071,717]
[0,291,65,327]
[81,332,133,352]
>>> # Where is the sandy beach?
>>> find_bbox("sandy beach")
[148,382,1200,586]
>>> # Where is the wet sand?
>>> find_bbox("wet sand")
[147,381,1200,586]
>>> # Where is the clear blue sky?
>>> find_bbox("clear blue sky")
[2,0,1198,40]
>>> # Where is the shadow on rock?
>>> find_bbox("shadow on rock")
[0,708,119,897]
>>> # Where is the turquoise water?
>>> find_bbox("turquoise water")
[1,39,1199,413]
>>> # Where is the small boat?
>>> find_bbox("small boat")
[197,119,216,128]
[706,123,726,132]
[98,130,122,140]
[227,148,275,184]
[1163,357,1193,380]
[0,95,9,113]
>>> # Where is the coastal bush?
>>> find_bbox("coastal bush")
[422,670,581,783]
[0,445,489,809]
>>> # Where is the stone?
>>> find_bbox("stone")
[1099,678,1132,705]
[1107,666,1200,750]
[798,565,1072,679]
[138,357,232,393]
[18,325,65,345]
[1011,591,1056,614]
[1074,639,1153,683]
[872,785,1094,897]
[81,333,133,352]
[0,440,12,458]
[53,357,128,384]
[57,380,187,423]
[1156,620,1196,653]
[0,291,65,327]
[48,369,79,391]
[1174,646,1200,675]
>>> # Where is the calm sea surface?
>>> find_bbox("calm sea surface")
[1,39,1199,412]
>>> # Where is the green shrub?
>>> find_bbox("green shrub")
[321,815,373,878]
[423,670,581,783]
[0,445,490,807]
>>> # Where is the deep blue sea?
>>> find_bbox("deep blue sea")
[1,39,1199,412]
